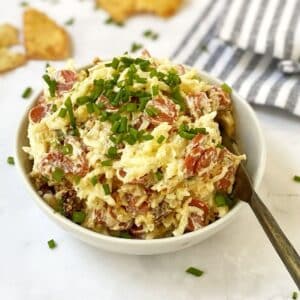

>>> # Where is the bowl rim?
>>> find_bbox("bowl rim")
[14,68,266,246]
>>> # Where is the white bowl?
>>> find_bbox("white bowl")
[15,69,266,255]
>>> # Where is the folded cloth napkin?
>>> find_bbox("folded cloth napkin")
[171,0,300,116]
[217,0,300,63]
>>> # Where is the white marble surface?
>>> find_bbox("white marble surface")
[0,1,300,299]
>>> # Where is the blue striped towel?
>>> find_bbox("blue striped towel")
[171,0,300,116]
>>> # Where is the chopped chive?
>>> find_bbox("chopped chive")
[90,175,99,186]
[51,104,57,112]
[216,143,224,149]
[214,193,227,207]
[22,87,33,98]
[111,121,120,133]
[157,135,165,144]
[86,102,94,114]
[65,97,76,129]
[72,211,86,224]
[145,105,159,117]
[293,175,300,182]
[105,17,124,27]
[64,17,75,26]
[186,267,204,277]
[62,143,73,155]
[76,96,91,105]
[152,85,159,96]
[7,156,15,165]
[221,83,232,94]
[119,231,132,239]
[101,160,113,166]
[171,86,186,111]
[52,167,64,182]
[130,42,143,53]
[42,74,57,97]
[178,130,195,140]
[102,183,110,195]
[58,107,67,118]
[125,103,137,112]
[141,134,154,141]
[292,291,298,300]
[143,29,159,40]
[20,1,29,6]
[155,171,163,181]
[47,239,56,249]
[73,175,81,184]
[107,146,118,159]
[118,117,128,133]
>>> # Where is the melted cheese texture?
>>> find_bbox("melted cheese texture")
[25,55,245,239]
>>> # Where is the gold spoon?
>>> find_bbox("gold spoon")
[222,131,300,289]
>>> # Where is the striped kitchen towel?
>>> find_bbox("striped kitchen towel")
[171,0,300,116]
[218,0,300,62]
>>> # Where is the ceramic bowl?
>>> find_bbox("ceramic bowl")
[15,69,266,255]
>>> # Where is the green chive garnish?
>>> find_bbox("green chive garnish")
[119,231,133,239]
[64,17,75,26]
[42,74,57,97]
[130,42,143,53]
[58,108,67,118]
[141,134,154,141]
[155,171,163,181]
[186,267,204,277]
[145,105,159,117]
[125,103,137,112]
[52,167,64,182]
[293,175,300,182]
[292,291,298,300]
[62,143,73,155]
[107,146,118,159]
[51,104,57,112]
[76,96,91,105]
[22,87,33,99]
[221,83,232,94]
[101,160,113,166]
[178,131,195,140]
[102,183,110,195]
[20,1,29,6]
[72,211,86,224]
[47,239,56,249]
[118,117,128,133]
[86,102,94,114]
[152,85,159,96]
[65,97,76,129]
[143,29,159,40]
[105,17,124,27]
[157,135,165,144]
[7,156,15,165]
[214,193,227,207]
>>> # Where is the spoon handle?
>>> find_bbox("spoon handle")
[249,191,300,288]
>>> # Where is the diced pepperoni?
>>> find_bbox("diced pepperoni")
[207,86,231,111]
[186,198,209,231]
[126,196,149,215]
[196,147,218,170]
[184,134,206,176]
[146,97,178,125]
[40,151,88,177]
[56,70,77,95]
[215,166,235,193]
[29,105,47,123]
[186,92,209,118]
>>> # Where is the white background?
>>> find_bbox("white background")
[0,0,299,299]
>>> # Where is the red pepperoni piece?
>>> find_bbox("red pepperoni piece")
[186,198,209,232]
[215,166,235,193]
[40,151,88,177]
[56,70,77,95]
[186,92,209,118]
[146,97,178,125]
[207,86,231,111]
[29,105,47,123]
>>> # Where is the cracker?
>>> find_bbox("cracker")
[23,8,71,60]
[0,24,19,48]
[0,48,26,73]
[96,0,182,21]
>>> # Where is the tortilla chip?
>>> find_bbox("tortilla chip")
[23,8,71,60]
[0,48,26,73]
[0,24,19,48]
[96,0,182,21]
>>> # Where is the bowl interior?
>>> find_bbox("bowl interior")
[15,69,266,255]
